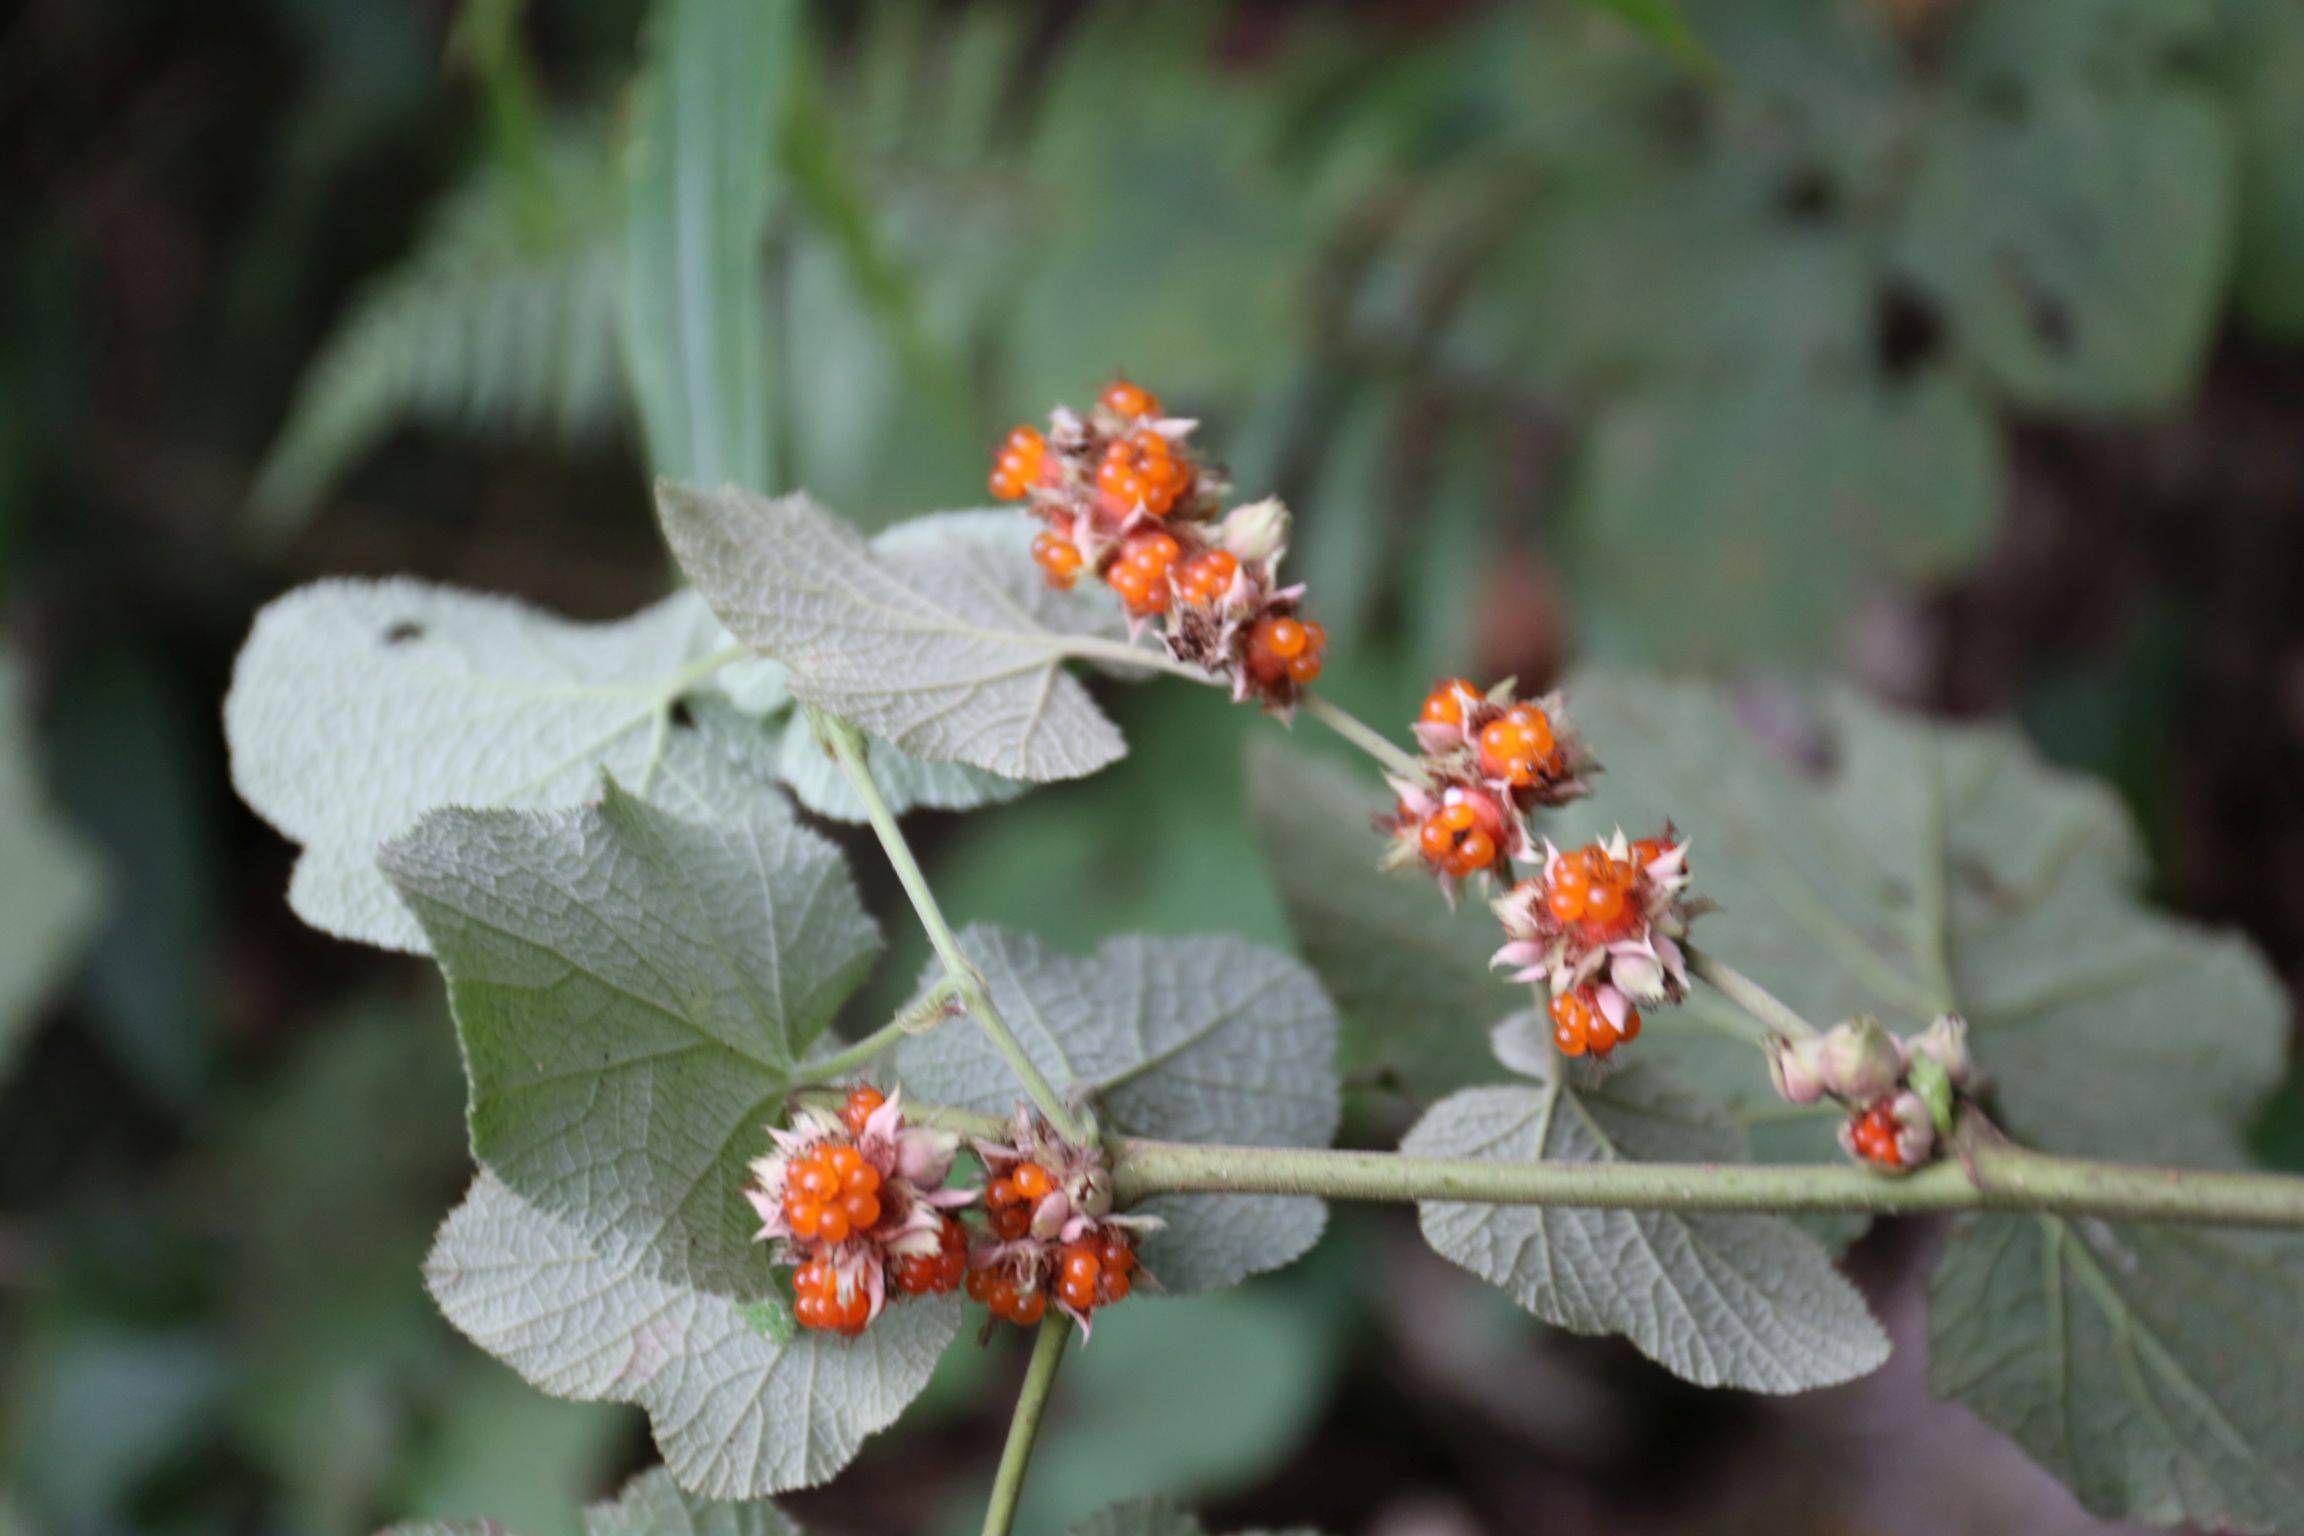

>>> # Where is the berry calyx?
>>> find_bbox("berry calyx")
[990,425,1047,501]
[842,1084,886,1135]
[1031,531,1085,589]
[1099,378,1161,420]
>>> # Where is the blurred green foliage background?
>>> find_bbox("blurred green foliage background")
[4,0,2303,1532]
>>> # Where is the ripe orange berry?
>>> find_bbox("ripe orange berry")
[991,1202,1029,1240]
[1850,1099,1905,1169]
[1244,615,1324,687]
[1107,559,1170,617]
[1099,1236,1135,1274]
[896,1216,969,1296]
[1175,548,1239,606]
[990,425,1047,500]
[1477,704,1559,787]
[842,1085,886,1135]
[1550,990,1591,1057]
[1031,531,1085,589]
[1013,1162,1053,1202]
[1122,530,1182,575]
[1416,792,1509,880]
[1100,378,1161,420]
[1420,679,1476,728]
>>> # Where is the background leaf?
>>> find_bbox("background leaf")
[1552,671,2288,1168]
[619,0,789,489]
[896,926,1340,1294]
[248,132,624,538]
[427,1175,956,1500]
[383,1463,804,1536]
[1245,737,1518,1097]
[658,488,1143,783]
[1068,1494,1320,1536]
[0,656,104,1082]
[1929,1213,2304,1532]
[381,784,878,1294]
[1403,1018,1888,1392]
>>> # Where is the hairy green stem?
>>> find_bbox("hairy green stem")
[1300,692,1426,780]
[1109,1126,2304,1230]
[1686,946,1822,1041]
[980,1314,1070,1536]
[791,980,963,1086]
[810,708,1091,1144]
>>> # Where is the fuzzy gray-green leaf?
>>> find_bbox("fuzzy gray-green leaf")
[895,927,1340,1293]
[381,785,878,1293]
[1930,1214,2304,1532]
[427,1175,954,1499]
[224,581,782,952]
[657,488,1146,783]
[1403,1018,1888,1393]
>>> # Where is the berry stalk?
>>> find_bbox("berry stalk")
[809,708,1093,1145]
[1686,945,1822,1041]
[979,1313,1071,1536]
[790,976,966,1086]
[1106,1119,2304,1230]
[1298,691,1426,780]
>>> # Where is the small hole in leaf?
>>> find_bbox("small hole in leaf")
[1873,280,1945,380]
[383,621,424,646]
[669,700,696,731]
[1777,168,1838,225]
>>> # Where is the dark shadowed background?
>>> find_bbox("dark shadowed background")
[4,1,2302,1533]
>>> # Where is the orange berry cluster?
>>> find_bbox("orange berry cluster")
[1416,787,1510,880]
[1846,1097,1906,1170]
[991,425,1051,501]
[781,1141,883,1245]
[983,1157,1057,1241]
[791,1257,874,1335]
[1541,843,1649,942]
[1098,428,1193,517]
[995,378,1327,707]
[1549,985,1641,1059]
[1244,614,1327,689]
[1055,1233,1136,1315]
[894,1214,969,1296]
[1477,704,1560,788]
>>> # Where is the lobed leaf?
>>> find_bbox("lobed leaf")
[1929,1214,2304,1532]
[1404,1017,1888,1392]
[895,926,1341,1293]
[657,487,1148,783]
[426,1180,952,1500]
[380,784,878,1295]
